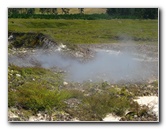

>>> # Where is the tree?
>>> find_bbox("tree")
[45,8,52,14]
[143,8,158,19]
[106,8,158,19]
[8,8,19,15]
[106,8,117,16]
[27,8,35,15]
[61,8,70,14]
[78,8,84,14]
[39,8,47,14]
[51,8,58,15]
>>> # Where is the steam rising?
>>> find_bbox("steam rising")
[9,45,158,83]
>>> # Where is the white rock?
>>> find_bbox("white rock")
[147,85,153,88]
[29,116,37,121]
[16,74,21,77]
[8,110,19,119]
[57,47,61,51]
[60,43,66,49]
[8,35,13,40]
[72,118,80,121]
[134,96,159,118]
[75,52,83,57]
[22,51,27,53]
[103,113,121,121]
[63,81,68,85]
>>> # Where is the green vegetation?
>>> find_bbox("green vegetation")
[8,65,70,119]
[9,83,70,112]
[8,13,112,20]
[70,90,134,121]
[8,64,158,121]
[8,32,45,48]
[8,19,158,45]
[8,64,63,89]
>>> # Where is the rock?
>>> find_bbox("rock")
[72,118,80,121]
[57,47,61,51]
[29,116,38,121]
[29,113,48,121]
[75,52,83,57]
[134,96,158,119]
[59,43,66,49]
[8,35,13,40]
[16,74,21,77]
[8,110,21,121]
[103,113,121,121]
[63,81,68,85]
[147,85,154,88]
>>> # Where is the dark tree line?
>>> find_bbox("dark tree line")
[8,8,35,15]
[8,8,158,19]
[39,8,58,14]
[106,8,158,19]
[8,8,85,15]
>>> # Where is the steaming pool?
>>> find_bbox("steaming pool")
[8,44,158,83]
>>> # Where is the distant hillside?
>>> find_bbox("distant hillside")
[35,8,106,14]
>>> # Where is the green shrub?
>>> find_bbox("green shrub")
[9,82,71,114]
[8,65,63,89]
[70,91,132,121]
[8,90,17,107]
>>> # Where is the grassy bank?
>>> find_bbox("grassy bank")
[8,19,158,45]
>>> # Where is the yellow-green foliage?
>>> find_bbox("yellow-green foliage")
[12,83,71,113]
[68,87,136,121]
[8,64,63,89]
[8,64,67,113]
[8,19,158,45]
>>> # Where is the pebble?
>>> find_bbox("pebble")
[16,74,21,77]
[63,82,68,85]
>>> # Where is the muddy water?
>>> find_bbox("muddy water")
[8,44,158,83]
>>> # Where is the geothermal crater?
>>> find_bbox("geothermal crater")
[8,43,158,83]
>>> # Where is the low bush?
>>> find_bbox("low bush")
[9,82,71,114]
[68,88,136,121]
[8,64,63,89]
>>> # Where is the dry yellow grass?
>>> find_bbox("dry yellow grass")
[83,8,106,14]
